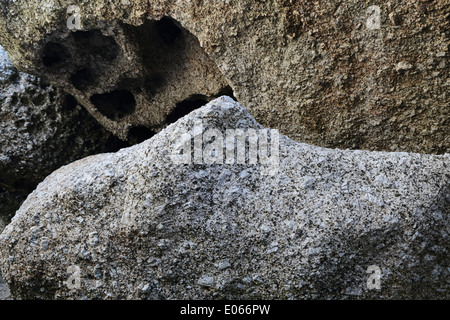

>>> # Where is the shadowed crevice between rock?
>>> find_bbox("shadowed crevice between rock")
[90,90,137,120]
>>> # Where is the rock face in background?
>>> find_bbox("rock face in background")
[0,0,448,152]
[1,97,448,300]
[0,46,127,230]
[0,1,232,141]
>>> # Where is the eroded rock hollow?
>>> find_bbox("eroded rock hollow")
[0,46,127,230]
[0,0,448,152]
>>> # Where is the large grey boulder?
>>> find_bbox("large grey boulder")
[0,96,448,299]
[0,46,127,230]
[0,0,448,153]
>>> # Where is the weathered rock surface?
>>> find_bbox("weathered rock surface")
[0,271,11,300]
[0,46,127,230]
[0,0,448,153]
[0,1,232,141]
[0,96,448,299]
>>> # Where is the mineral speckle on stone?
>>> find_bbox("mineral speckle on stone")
[0,97,448,299]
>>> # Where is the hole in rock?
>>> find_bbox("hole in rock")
[165,86,236,125]
[217,86,237,101]
[166,95,209,124]
[122,17,186,73]
[71,30,119,61]
[127,126,156,145]
[117,77,144,93]
[155,17,183,46]
[121,17,236,127]
[42,42,71,67]
[143,74,166,96]
[31,94,46,106]
[8,72,20,83]
[70,68,97,90]
[90,90,136,120]
[9,94,18,105]
[61,94,79,112]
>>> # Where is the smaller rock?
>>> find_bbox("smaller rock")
[198,276,215,288]
[395,61,413,72]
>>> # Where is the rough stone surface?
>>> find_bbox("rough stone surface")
[0,97,448,300]
[0,0,448,152]
[0,45,128,230]
[0,1,232,141]
[0,271,11,300]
